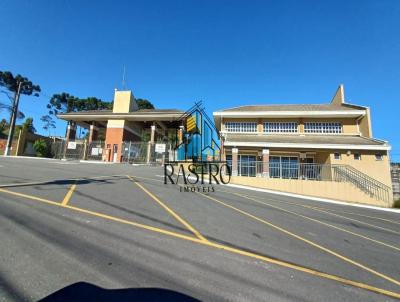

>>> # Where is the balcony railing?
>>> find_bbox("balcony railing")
[232,161,392,204]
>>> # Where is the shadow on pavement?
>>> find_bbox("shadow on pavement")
[39,282,200,302]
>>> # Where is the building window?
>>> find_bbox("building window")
[225,122,257,132]
[334,152,341,160]
[269,156,299,179]
[354,153,361,160]
[375,154,383,161]
[304,122,342,134]
[225,154,257,176]
[238,155,257,177]
[264,122,298,133]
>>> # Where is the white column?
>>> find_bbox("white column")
[262,149,269,178]
[232,148,239,176]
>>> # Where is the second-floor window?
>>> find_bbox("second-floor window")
[264,122,298,133]
[225,122,257,132]
[304,122,342,134]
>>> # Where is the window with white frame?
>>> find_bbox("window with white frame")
[264,122,298,133]
[304,122,342,134]
[375,154,383,161]
[354,153,361,160]
[225,122,257,132]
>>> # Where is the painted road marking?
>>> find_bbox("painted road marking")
[235,193,400,252]
[197,192,400,287]
[0,187,399,299]
[127,175,209,242]
[0,188,61,204]
[61,180,78,206]
[307,206,400,226]
[216,187,400,251]
[132,176,400,245]
[216,186,400,234]
[307,206,399,235]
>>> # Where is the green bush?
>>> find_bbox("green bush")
[33,139,49,157]
[394,199,400,208]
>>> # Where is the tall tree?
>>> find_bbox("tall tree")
[136,98,154,109]
[20,117,36,133]
[46,94,112,117]
[81,97,112,111]
[0,95,25,120]
[0,71,41,155]
[0,118,8,137]
[0,71,41,96]
[40,115,56,136]
[46,93,79,116]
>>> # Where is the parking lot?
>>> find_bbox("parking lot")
[0,157,399,301]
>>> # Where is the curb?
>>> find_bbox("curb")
[226,183,400,214]
[79,160,115,164]
[1,155,58,161]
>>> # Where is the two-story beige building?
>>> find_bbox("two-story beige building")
[213,85,393,207]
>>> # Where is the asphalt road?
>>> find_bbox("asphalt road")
[0,157,399,302]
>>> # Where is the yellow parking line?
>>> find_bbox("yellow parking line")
[307,206,399,235]
[61,181,78,206]
[217,187,400,235]
[127,176,209,242]
[198,192,400,287]
[132,176,400,247]
[0,188,61,205]
[235,193,400,252]
[306,206,400,226]
[0,187,399,299]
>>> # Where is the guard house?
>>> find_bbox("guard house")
[58,90,184,162]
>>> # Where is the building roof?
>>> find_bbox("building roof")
[223,134,390,150]
[218,103,365,112]
[58,108,183,116]
[57,108,185,123]
[213,103,367,129]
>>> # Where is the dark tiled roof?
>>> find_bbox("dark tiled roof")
[219,103,365,112]
[225,134,386,146]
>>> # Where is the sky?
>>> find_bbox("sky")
[0,0,399,160]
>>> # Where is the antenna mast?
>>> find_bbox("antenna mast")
[122,65,126,90]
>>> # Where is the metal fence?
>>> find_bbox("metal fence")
[87,141,105,161]
[391,164,400,201]
[121,141,149,163]
[120,141,173,164]
[231,161,391,204]
[50,140,86,160]
[49,140,173,164]
[233,161,335,180]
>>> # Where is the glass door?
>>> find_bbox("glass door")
[239,155,256,177]
[269,156,299,179]
[269,156,281,178]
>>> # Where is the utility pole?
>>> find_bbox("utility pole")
[4,81,22,156]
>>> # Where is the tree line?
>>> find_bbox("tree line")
[0,70,154,137]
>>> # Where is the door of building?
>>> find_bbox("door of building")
[301,157,315,179]
[113,144,118,162]
[238,155,257,177]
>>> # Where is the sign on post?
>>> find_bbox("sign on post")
[67,142,77,149]
[155,143,166,153]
